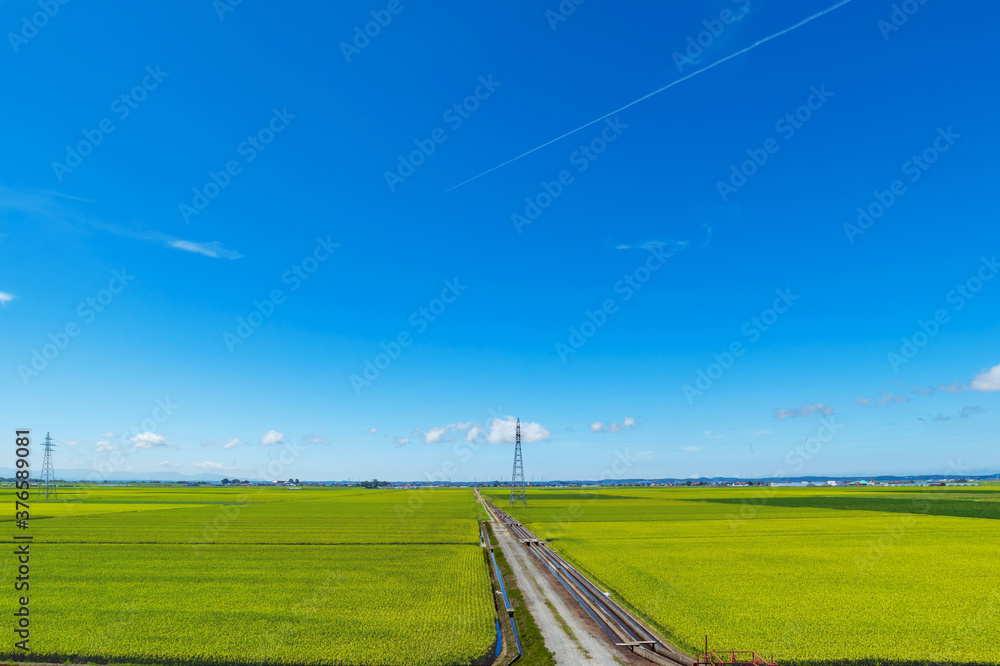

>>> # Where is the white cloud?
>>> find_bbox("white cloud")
[304,432,329,445]
[194,461,233,471]
[61,439,79,447]
[261,430,284,446]
[129,432,169,448]
[971,363,1000,391]
[94,440,120,453]
[466,426,483,442]
[773,403,834,421]
[395,437,409,447]
[592,416,638,432]
[367,427,377,435]
[0,291,15,305]
[486,417,551,444]
[168,239,242,260]
[422,427,449,445]
[852,396,871,406]
[222,438,244,449]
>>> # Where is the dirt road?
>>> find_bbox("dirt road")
[490,515,633,665]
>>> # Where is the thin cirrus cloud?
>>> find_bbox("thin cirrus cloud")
[414,422,475,445]
[616,239,688,254]
[773,403,833,421]
[168,239,242,260]
[194,461,233,471]
[0,291,15,304]
[1,187,242,260]
[590,416,636,432]
[304,432,329,445]
[853,392,908,407]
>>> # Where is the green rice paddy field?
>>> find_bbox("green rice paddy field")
[1,486,496,665]
[485,485,1000,665]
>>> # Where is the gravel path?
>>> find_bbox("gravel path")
[491,516,630,666]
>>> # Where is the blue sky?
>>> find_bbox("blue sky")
[3,0,999,481]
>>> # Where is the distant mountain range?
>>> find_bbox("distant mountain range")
[0,468,238,482]
[1,468,997,484]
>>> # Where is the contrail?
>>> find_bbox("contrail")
[446,0,854,192]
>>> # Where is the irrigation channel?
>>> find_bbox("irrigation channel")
[482,520,524,664]
[478,491,694,666]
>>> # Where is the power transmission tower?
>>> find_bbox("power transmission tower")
[510,419,526,507]
[39,432,57,499]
